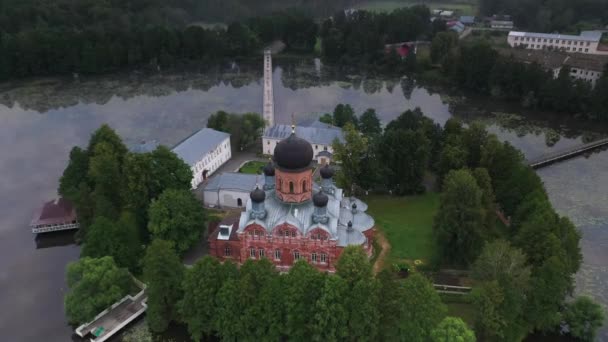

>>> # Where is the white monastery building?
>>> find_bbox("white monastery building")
[508,31,608,55]
[172,128,231,189]
[203,172,264,208]
[263,122,344,165]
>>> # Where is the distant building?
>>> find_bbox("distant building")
[447,21,465,34]
[497,48,608,87]
[263,123,343,165]
[491,20,514,29]
[203,172,265,208]
[172,128,231,189]
[208,133,375,272]
[30,197,79,234]
[460,16,476,25]
[508,31,608,55]
[439,10,454,18]
[385,42,412,58]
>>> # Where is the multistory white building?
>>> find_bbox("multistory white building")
[508,31,608,55]
[172,128,231,189]
[497,48,607,87]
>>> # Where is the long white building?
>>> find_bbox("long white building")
[172,128,231,189]
[508,31,608,55]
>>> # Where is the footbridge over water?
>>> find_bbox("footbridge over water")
[528,137,608,169]
[262,49,275,127]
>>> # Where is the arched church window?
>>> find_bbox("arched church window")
[289,182,294,194]
[224,246,231,257]
[277,178,282,190]
[302,180,307,192]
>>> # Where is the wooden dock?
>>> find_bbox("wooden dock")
[528,137,608,169]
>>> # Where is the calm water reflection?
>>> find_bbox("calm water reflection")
[0,60,606,341]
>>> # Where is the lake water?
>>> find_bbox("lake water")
[0,59,606,341]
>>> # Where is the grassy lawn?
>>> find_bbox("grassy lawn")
[355,1,478,16]
[364,193,439,267]
[238,161,265,175]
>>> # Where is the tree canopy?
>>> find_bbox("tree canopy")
[148,188,206,254]
[65,256,131,325]
[434,169,486,266]
[143,239,184,333]
[430,317,476,342]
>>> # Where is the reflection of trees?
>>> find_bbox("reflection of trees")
[0,57,445,113]
[400,77,415,100]
[454,110,608,148]
[362,78,383,94]
[0,64,263,112]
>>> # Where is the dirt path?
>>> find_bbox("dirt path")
[373,230,391,274]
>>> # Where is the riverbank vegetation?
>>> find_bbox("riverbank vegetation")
[432,35,608,121]
[60,125,207,324]
[332,105,605,340]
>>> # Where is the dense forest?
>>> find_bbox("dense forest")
[0,0,354,30]
[480,0,608,31]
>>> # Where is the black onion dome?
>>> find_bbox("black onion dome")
[320,164,334,179]
[250,187,266,203]
[273,133,313,170]
[263,161,275,176]
[313,191,329,207]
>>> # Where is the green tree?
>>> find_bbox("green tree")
[215,277,241,341]
[207,110,229,131]
[88,141,123,219]
[399,273,447,341]
[333,103,358,128]
[430,317,476,342]
[379,128,431,195]
[59,146,89,201]
[238,259,283,341]
[208,111,264,151]
[313,275,348,341]
[472,168,496,234]
[472,281,507,341]
[472,240,530,340]
[437,143,468,182]
[336,245,373,285]
[179,256,224,341]
[332,122,368,193]
[65,256,131,324]
[143,239,184,333]
[148,189,206,254]
[359,108,382,136]
[526,256,572,331]
[431,31,458,65]
[319,113,333,125]
[81,213,141,271]
[563,296,606,342]
[434,169,486,266]
[284,261,325,340]
[462,122,489,168]
[377,270,404,341]
[149,146,192,197]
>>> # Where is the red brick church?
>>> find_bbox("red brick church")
[209,125,375,272]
